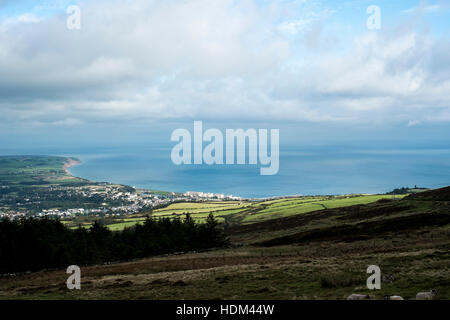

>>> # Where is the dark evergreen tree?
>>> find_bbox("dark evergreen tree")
[0,214,229,273]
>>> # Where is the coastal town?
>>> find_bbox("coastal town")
[0,183,242,220]
[0,156,243,220]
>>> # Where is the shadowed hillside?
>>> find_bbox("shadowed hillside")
[1,186,449,300]
[405,186,450,201]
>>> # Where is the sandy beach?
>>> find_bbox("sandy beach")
[63,158,81,175]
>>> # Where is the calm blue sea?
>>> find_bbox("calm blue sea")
[1,143,449,198]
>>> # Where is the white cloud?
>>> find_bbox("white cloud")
[276,5,333,35]
[1,13,42,30]
[403,4,441,15]
[278,18,316,35]
[0,0,449,128]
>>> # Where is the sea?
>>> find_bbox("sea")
[1,143,449,198]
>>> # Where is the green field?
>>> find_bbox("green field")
[239,194,405,224]
[0,156,84,186]
[154,194,404,226]
[64,194,406,231]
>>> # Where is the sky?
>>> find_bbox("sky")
[0,0,449,149]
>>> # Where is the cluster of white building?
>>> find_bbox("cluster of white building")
[38,208,96,217]
[184,191,241,200]
[1,184,245,220]
[0,211,25,220]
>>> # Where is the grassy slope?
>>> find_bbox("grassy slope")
[2,187,449,300]
[94,195,402,231]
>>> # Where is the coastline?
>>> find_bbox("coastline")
[63,158,82,176]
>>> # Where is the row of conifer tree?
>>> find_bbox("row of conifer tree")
[0,213,229,273]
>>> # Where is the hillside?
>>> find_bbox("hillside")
[1,186,449,300]
[405,186,450,201]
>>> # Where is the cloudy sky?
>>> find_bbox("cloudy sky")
[0,0,449,148]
